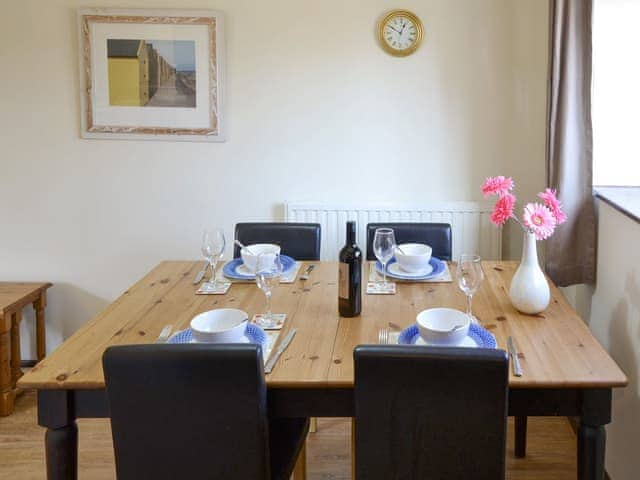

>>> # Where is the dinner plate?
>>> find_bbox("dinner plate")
[223,255,296,280]
[376,257,446,281]
[397,323,497,349]
[168,323,268,348]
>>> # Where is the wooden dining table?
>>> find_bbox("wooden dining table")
[19,260,627,480]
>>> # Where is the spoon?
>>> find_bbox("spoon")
[446,324,466,333]
[235,240,256,255]
[395,245,408,255]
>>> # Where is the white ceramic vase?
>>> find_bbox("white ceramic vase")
[509,231,550,314]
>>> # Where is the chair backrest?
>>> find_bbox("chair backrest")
[354,345,509,480]
[103,344,270,480]
[366,222,452,261]
[234,222,321,260]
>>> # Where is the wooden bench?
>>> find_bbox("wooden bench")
[0,282,51,416]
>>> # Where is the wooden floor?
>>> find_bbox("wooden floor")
[0,391,577,479]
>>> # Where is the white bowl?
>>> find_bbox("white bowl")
[416,308,471,346]
[395,243,432,273]
[190,308,248,344]
[240,244,281,273]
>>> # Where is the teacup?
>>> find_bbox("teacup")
[394,243,432,273]
[241,244,281,273]
[190,308,249,343]
[416,307,471,346]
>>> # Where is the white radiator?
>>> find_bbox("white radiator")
[285,202,502,261]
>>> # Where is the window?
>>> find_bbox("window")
[592,0,640,186]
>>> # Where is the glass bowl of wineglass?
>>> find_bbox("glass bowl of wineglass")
[255,252,283,328]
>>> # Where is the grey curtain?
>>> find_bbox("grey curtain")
[545,0,596,286]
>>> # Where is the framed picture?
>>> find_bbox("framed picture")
[77,9,224,142]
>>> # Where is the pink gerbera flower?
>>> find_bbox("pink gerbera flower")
[537,188,567,224]
[490,193,516,226]
[482,176,514,198]
[522,203,557,240]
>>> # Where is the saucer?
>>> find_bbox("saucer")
[223,255,296,280]
[387,262,433,278]
[376,257,446,281]
[168,323,268,348]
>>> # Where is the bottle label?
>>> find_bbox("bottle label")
[338,262,349,299]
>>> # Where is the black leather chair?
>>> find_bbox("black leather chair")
[354,345,509,480]
[103,344,309,480]
[233,222,321,260]
[366,222,452,261]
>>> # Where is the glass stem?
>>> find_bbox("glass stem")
[210,259,218,287]
[265,292,272,319]
[382,262,387,287]
[466,294,473,319]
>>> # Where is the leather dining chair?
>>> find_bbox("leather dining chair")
[103,344,309,480]
[366,222,452,261]
[354,345,509,480]
[234,223,321,260]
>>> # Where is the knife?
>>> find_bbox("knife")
[192,262,209,285]
[507,336,523,377]
[265,329,297,374]
[299,265,315,281]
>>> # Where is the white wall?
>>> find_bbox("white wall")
[0,0,548,356]
[589,200,640,480]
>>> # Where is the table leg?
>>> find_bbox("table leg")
[293,440,307,480]
[34,292,47,361]
[578,389,611,480]
[514,415,527,458]
[11,311,23,385]
[0,322,15,416]
[38,390,78,480]
[351,418,356,479]
[46,423,78,480]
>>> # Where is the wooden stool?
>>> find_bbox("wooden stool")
[0,282,51,416]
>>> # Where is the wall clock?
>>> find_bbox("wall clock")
[378,10,424,57]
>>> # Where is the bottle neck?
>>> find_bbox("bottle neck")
[346,222,356,245]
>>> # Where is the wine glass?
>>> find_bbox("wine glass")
[373,228,396,287]
[255,252,283,328]
[456,254,484,323]
[201,229,226,288]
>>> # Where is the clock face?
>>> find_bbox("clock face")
[379,11,423,56]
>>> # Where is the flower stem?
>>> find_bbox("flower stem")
[511,211,530,232]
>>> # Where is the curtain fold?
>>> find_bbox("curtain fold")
[545,0,596,286]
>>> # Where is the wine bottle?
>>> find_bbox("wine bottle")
[338,220,362,317]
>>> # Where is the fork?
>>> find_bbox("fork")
[300,265,316,291]
[155,325,173,344]
[378,327,390,345]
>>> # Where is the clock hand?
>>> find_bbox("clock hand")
[388,25,401,34]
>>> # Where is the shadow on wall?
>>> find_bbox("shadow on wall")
[47,284,110,353]
[20,283,110,359]
[607,270,640,478]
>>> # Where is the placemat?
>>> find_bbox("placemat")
[168,327,282,366]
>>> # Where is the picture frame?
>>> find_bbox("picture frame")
[77,8,225,142]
